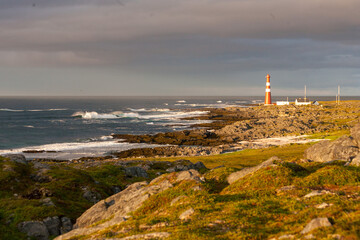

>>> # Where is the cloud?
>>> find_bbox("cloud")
[0,0,358,95]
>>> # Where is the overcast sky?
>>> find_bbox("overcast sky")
[0,0,359,96]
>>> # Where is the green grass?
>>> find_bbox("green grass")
[135,143,313,169]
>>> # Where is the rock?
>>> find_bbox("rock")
[4,154,27,164]
[279,234,295,239]
[300,217,332,234]
[40,198,55,206]
[112,232,171,239]
[304,136,359,162]
[56,177,173,240]
[43,216,60,236]
[192,186,202,191]
[60,217,72,234]
[227,156,281,184]
[18,221,49,240]
[170,195,186,206]
[349,153,360,166]
[303,190,333,198]
[32,161,51,170]
[315,202,332,209]
[22,188,53,199]
[350,123,360,147]
[304,234,315,239]
[176,169,201,183]
[276,185,296,193]
[31,169,52,183]
[82,187,101,204]
[125,166,148,178]
[179,207,195,221]
[193,161,207,170]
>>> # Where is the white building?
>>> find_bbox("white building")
[276,101,290,105]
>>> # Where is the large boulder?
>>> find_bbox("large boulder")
[349,153,360,166]
[125,166,148,178]
[300,218,332,234]
[227,156,281,184]
[43,216,60,236]
[350,123,360,147]
[55,174,174,240]
[18,221,49,240]
[304,136,359,162]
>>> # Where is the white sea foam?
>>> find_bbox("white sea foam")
[177,100,186,103]
[0,140,160,160]
[0,108,24,112]
[72,110,208,120]
[24,125,35,128]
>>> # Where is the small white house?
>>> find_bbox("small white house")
[295,99,312,106]
[276,101,290,105]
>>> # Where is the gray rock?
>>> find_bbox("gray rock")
[193,161,207,170]
[176,169,201,183]
[55,177,173,240]
[300,217,332,234]
[349,153,360,166]
[18,221,49,240]
[303,190,333,198]
[315,203,332,209]
[43,216,60,236]
[179,208,195,220]
[304,136,359,162]
[227,156,281,184]
[4,154,27,164]
[125,166,148,178]
[33,161,51,170]
[350,123,360,147]
[82,187,101,204]
[60,217,72,234]
[112,232,171,239]
[40,198,55,207]
[170,195,186,206]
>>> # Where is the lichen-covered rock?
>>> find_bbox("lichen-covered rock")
[125,166,148,178]
[43,216,60,236]
[300,218,332,234]
[59,217,72,234]
[349,153,360,166]
[111,232,171,239]
[18,221,49,240]
[350,123,360,147]
[179,207,195,220]
[176,169,201,183]
[55,175,173,240]
[304,136,359,162]
[227,156,281,184]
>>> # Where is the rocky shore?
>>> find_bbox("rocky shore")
[1,101,359,240]
[108,101,359,159]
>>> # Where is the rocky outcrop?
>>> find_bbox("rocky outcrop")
[179,208,195,221]
[110,232,171,239]
[300,218,332,234]
[125,166,148,178]
[227,156,281,184]
[18,221,49,240]
[304,136,359,162]
[349,153,360,166]
[350,123,360,147]
[18,216,72,240]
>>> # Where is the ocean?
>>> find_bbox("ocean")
[0,96,358,160]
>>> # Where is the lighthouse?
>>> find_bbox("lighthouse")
[264,74,272,105]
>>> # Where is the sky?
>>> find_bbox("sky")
[0,0,359,96]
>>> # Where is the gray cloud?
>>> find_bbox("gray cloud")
[0,0,359,95]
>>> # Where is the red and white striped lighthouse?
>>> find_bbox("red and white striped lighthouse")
[264,74,272,105]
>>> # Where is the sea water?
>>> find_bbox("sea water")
[0,96,358,160]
